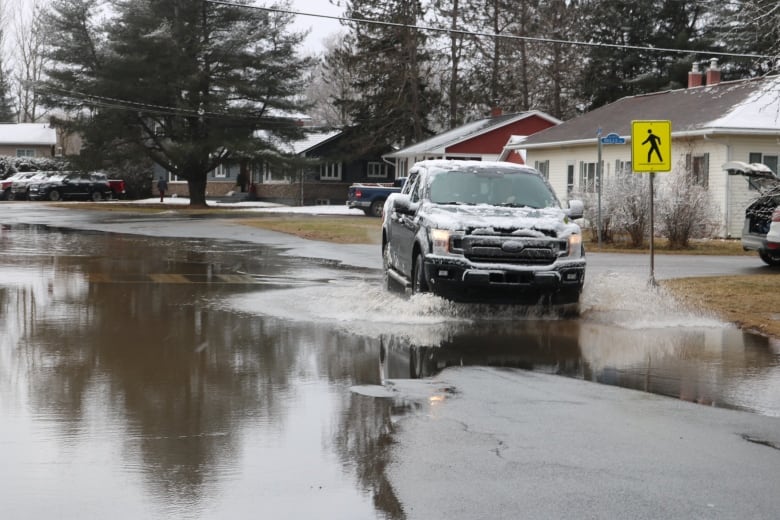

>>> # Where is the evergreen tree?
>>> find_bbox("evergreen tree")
[0,56,17,123]
[578,0,708,111]
[329,0,438,157]
[42,0,312,207]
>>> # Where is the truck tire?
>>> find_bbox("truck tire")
[411,253,429,294]
[382,245,401,292]
[369,200,384,217]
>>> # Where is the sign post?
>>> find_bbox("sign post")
[597,132,626,248]
[631,120,671,286]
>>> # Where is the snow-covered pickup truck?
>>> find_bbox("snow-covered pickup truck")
[381,160,585,308]
[347,177,406,216]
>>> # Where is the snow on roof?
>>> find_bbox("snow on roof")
[290,130,341,155]
[708,75,780,130]
[518,75,780,148]
[385,111,558,158]
[0,124,57,146]
[255,129,341,156]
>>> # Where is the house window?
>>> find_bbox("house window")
[579,161,597,193]
[749,152,778,175]
[566,164,575,194]
[367,162,385,179]
[16,149,35,157]
[320,162,342,181]
[685,153,709,188]
[213,164,227,178]
[534,160,550,179]
[615,159,632,176]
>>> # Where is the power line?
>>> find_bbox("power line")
[38,84,303,126]
[206,0,773,60]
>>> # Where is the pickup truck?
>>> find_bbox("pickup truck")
[382,160,585,308]
[347,177,406,216]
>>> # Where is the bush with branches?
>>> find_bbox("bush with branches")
[574,172,650,247]
[657,171,720,249]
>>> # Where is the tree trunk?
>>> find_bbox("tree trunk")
[187,177,209,207]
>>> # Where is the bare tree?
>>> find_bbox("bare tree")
[307,32,355,127]
[12,0,49,122]
[657,170,720,249]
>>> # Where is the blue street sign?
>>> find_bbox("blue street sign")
[600,133,626,145]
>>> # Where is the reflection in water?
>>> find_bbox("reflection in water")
[0,225,400,519]
[4,223,780,518]
[378,320,780,416]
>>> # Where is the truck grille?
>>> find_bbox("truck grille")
[454,235,565,265]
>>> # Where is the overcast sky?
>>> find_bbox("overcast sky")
[288,0,345,53]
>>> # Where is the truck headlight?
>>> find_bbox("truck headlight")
[431,228,452,255]
[566,234,582,258]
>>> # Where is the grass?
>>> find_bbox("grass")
[662,275,780,339]
[237,215,382,244]
[52,202,780,339]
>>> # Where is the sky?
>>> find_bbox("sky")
[287,0,345,53]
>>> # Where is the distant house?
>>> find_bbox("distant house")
[165,129,394,205]
[0,123,57,158]
[383,109,561,177]
[501,61,780,238]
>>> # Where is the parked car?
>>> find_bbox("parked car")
[1,172,36,200]
[28,171,112,201]
[8,171,52,200]
[347,177,406,217]
[382,160,585,307]
[726,161,780,266]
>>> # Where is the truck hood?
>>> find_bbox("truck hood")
[423,203,580,238]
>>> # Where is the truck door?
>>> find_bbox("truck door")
[393,170,424,278]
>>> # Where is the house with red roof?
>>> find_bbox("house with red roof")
[383,109,561,178]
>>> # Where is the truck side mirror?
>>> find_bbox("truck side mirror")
[392,193,419,215]
[566,199,584,219]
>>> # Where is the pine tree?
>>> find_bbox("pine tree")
[0,56,17,123]
[329,0,438,157]
[578,0,709,110]
[42,0,312,207]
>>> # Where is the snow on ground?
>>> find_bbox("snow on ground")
[128,197,365,215]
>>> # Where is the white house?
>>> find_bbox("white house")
[0,123,57,158]
[501,61,780,238]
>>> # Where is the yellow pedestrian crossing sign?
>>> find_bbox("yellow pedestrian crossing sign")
[631,120,671,172]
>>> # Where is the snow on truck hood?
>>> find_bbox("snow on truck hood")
[423,203,580,237]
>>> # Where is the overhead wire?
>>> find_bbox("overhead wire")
[207,0,774,60]
[42,0,776,119]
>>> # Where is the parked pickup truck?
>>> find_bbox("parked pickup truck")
[347,177,406,216]
[382,160,585,309]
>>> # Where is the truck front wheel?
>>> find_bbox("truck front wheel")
[411,253,429,294]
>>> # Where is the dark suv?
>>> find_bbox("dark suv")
[28,171,112,201]
[382,160,585,306]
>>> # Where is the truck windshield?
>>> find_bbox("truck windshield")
[428,170,559,209]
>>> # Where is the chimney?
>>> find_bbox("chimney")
[706,58,721,86]
[688,62,704,88]
[490,106,503,117]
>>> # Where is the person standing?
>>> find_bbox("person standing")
[157,176,168,202]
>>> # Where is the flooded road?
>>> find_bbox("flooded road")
[1,221,779,518]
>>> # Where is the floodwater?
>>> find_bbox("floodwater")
[1,224,780,519]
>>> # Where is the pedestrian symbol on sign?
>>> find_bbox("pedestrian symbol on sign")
[642,129,663,163]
